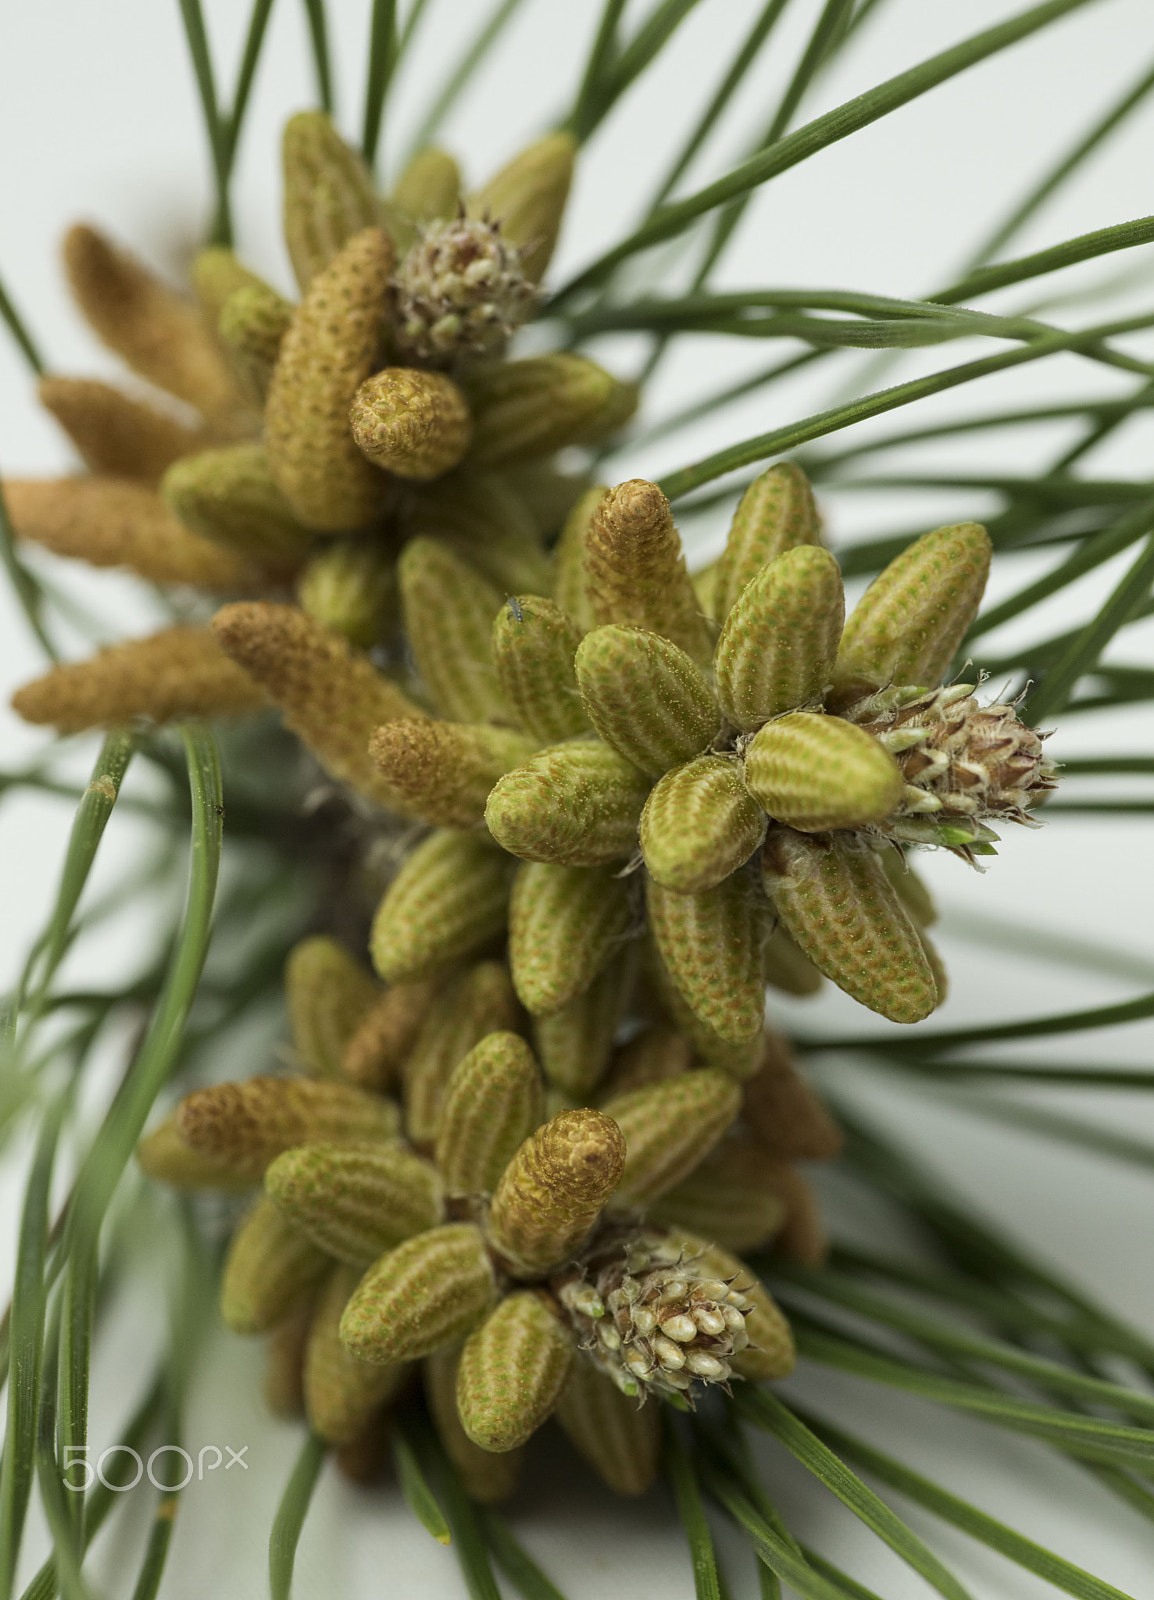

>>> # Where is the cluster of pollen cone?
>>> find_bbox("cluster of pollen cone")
[8,110,1056,1498]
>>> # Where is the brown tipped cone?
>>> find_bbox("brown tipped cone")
[37,376,209,485]
[212,601,424,806]
[640,756,765,894]
[341,980,438,1092]
[597,1024,693,1103]
[834,522,992,695]
[534,952,635,1098]
[584,479,713,665]
[62,224,244,419]
[351,367,472,481]
[218,282,294,404]
[492,596,591,744]
[603,1068,742,1208]
[760,922,824,996]
[264,227,392,530]
[880,846,937,926]
[161,444,315,565]
[575,626,719,776]
[487,1109,626,1276]
[646,876,763,1047]
[4,478,263,589]
[11,626,267,735]
[407,472,550,596]
[509,862,633,1016]
[285,936,380,1078]
[220,1196,330,1335]
[714,545,844,730]
[457,1291,574,1452]
[469,131,576,283]
[398,537,508,723]
[423,1346,523,1503]
[266,1143,444,1266]
[554,1360,660,1495]
[712,463,823,623]
[304,1266,410,1444]
[263,1297,315,1417]
[435,1032,545,1196]
[340,1223,496,1363]
[662,1228,796,1381]
[403,961,520,1146]
[391,148,461,229]
[743,1047,843,1161]
[297,537,395,649]
[644,937,764,1079]
[369,719,534,832]
[650,1135,787,1255]
[370,830,515,983]
[743,711,904,832]
[464,354,636,469]
[553,485,607,633]
[175,1075,400,1182]
[136,1113,256,1195]
[485,740,650,867]
[282,111,384,290]
[762,828,937,1024]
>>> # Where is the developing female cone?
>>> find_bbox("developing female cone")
[392,212,537,365]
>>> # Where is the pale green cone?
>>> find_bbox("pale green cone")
[391,148,461,234]
[880,844,937,926]
[920,928,949,1006]
[136,1114,256,1194]
[424,1345,523,1503]
[603,1067,742,1209]
[762,828,937,1024]
[534,952,635,1098]
[435,1032,545,1196]
[340,1223,497,1363]
[161,445,315,566]
[486,1109,626,1276]
[833,522,992,695]
[370,830,515,984]
[584,479,713,665]
[661,1229,796,1382]
[266,1143,444,1266]
[350,367,472,481]
[468,131,576,283]
[509,861,633,1016]
[486,739,650,866]
[282,111,383,290]
[597,1024,692,1103]
[692,560,718,617]
[464,354,636,469]
[742,711,904,832]
[305,1266,410,1444]
[403,961,520,1146]
[285,936,380,1079]
[644,937,764,1078]
[575,626,719,776]
[492,596,591,744]
[457,1290,574,1452]
[712,463,823,623]
[342,979,438,1093]
[743,1045,843,1162]
[554,1361,660,1496]
[649,1136,787,1255]
[646,876,764,1046]
[714,545,844,730]
[640,755,765,894]
[369,719,535,831]
[398,538,508,723]
[191,246,268,326]
[218,283,294,404]
[221,1196,330,1335]
[760,922,823,997]
[553,485,607,633]
[296,537,395,649]
[408,473,551,597]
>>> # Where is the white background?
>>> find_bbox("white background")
[2,1,1154,1595]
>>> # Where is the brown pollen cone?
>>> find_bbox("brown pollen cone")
[486,1109,626,1276]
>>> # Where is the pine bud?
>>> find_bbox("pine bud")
[218,282,294,404]
[603,1068,742,1208]
[598,1024,693,1103]
[649,1134,787,1254]
[742,711,904,832]
[304,1266,410,1444]
[660,1229,795,1382]
[553,485,607,633]
[339,1223,496,1363]
[37,376,208,486]
[392,215,536,365]
[640,756,765,894]
[341,980,438,1092]
[743,1045,842,1161]
[555,1359,660,1495]
[423,1345,523,1503]
[398,537,508,722]
[575,626,719,776]
[371,830,515,983]
[492,596,591,743]
[457,1290,574,1451]
[469,131,576,283]
[351,367,472,480]
[162,445,315,565]
[296,537,395,648]
[403,961,520,1146]
[136,1112,256,1194]
[509,861,633,1016]
[712,464,823,623]
[221,1196,330,1335]
[463,354,636,469]
[285,936,380,1078]
[282,111,384,290]
[487,1109,626,1276]
[369,719,535,831]
[435,1032,545,1195]
[485,740,650,866]
[534,954,635,1098]
[760,922,823,996]
[714,545,844,730]
[646,876,763,1046]
[266,1142,443,1265]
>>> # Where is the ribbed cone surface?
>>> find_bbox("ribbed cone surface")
[369,719,535,830]
[266,1142,444,1265]
[176,1076,400,1181]
[402,961,520,1146]
[370,830,515,983]
[263,1298,314,1418]
[162,444,315,564]
[339,1223,496,1363]
[575,625,719,775]
[742,711,904,832]
[282,111,383,291]
[285,936,380,1079]
[533,955,635,1098]
[220,1196,330,1335]
[423,1346,523,1503]
[435,1031,545,1196]
[135,1114,256,1194]
[304,1266,410,1444]
[760,922,824,996]
[646,876,764,1045]
[509,861,633,1015]
[485,740,650,866]
[350,367,472,480]
[464,353,634,469]
[341,980,438,1093]
[644,936,764,1078]
[468,131,576,283]
[492,595,591,743]
[218,282,293,404]
[650,1136,787,1254]
[296,536,395,648]
[554,1360,660,1495]
[602,1068,742,1208]
[486,1109,626,1276]
[640,755,765,893]
[456,1290,574,1451]
[553,485,607,633]
[712,463,823,624]
[409,473,552,595]
[391,148,461,229]
[597,1024,693,1103]
[37,375,208,485]
[191,245,268,322]
[398,537,509,722]
[880,847,937,927]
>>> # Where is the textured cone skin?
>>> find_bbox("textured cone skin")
[534,954,634,1098]
[136,1114,256,1194]
[305,1267,410,1444]
[640,756,765,894]
[553,485,607,633]
[62,224,244,419]
[424,1346,522,1503]
[263,1298,314,1417]
[266,1143,444,1265]
[554,1361,660,1495]
[4,478,263,589]
[762,829,937,1023]
[457,1291,574,1451]
[403,962,520,1146]
[714,546,844,730]
[834,522,992,694]
[369,719,535,831]
[760,922,824,997]
[296,537,395,648]
[598,1024,693,1103]
[650,1135,787,1254]
[341,980,438,1092]
[218,283,294,404]
[264,227,392,530]
[285,936,380,1079]
[575,626,719,776]
[37,376,208,485]
[487,1109,627,1276]
[212,601,425,807]
[11,627,267,734]
[603,1068,742,1208]
[398,537,508,723]
[644,937,764,1078]
[464,353,635,469]
[646,876,764,1046]
[162,444,315,565]
[176,1076,399,1181]
[743,1049,842,1161]
[408,473,550,596]
[485,740,650,866]
[743,711,904,833]
[435,1032,545,1196]
[370,830,515,983]
[282,111,383,290]
[880,848,936,927]
[492,596,591,743]
[351,367,472,480]
[712,463,823,623]
[340,1223,496,1363]
[584,480,713,665]
[220,1197,330,1335]
[664,1229,795,1382]
[391,148,461,230]
[509,861,633,1015]
[469,131,576,283]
